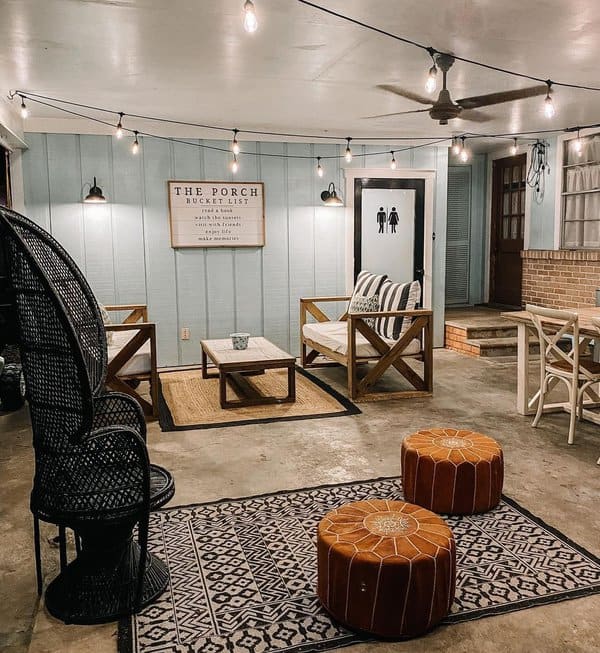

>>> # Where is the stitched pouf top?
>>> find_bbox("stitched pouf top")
[317,499,455,638]
[402,428,504,515]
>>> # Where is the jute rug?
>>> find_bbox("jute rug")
[119,477,600,653]
[157,367,360,431]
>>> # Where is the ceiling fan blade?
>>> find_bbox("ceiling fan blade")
[361,108,431,120]
[457,85,548,110]
[457,109,493,123]
[376,84,434,106]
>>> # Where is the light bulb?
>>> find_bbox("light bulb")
[20,96,28,119]
[232,139,240,155]
[390,152,397,170]
[510,138,518,156]
[425,65,437,94]
[231,156,239,174]
[316,158,324,177]
[544,85,555,119]
[451,138,461,156]
[459,138,469,162]
[574,132,583,156]
[243,0,258,32]
[344,137,352,163]
[116,113,124,139]
[131,132,140,155]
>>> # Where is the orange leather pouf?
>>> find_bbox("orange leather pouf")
[317,499,455,638]
[402,428,504,515]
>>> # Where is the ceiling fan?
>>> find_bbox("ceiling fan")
[365,53,548,125]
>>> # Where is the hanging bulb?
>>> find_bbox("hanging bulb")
[231,154,239,174]
[115,112,124,139]
[344,137,352,163]
[510,138,518,156]
[451,137,461,156]
[425,64,438,94]
[459,137,469,162]
[20,95,28,119]
[544,83,555,119]
[390,152,397,170]
[232,129,240,155]
[573,130,583,157]
[243,0,258,32]
[316,157,324,177]
[131,131,140,155]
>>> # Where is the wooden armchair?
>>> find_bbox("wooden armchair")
[104,304,158,418]
[300,296,433,401]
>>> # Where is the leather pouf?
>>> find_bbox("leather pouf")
[317,499,455,638]
[402,427,504,515]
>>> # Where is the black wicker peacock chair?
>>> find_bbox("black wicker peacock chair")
[0,207,175,624]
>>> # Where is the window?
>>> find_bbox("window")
[561,132,600,248]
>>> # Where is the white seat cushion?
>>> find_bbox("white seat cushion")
[302,321,421,358]
[107,330,152,376]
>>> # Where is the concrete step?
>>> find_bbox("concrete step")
[464,336,540,358]
[464,325,518,340]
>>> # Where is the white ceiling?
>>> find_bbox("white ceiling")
[1,0,599,149]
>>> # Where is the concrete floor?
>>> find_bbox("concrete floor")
[1,349,599,653]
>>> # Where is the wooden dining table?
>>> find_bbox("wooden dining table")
[501,307,600,422]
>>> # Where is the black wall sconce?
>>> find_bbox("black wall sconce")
[320,182,343,206]
[83,177,107,203]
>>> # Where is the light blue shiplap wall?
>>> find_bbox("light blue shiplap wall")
[528,136,557,250]
[22,133,448,365]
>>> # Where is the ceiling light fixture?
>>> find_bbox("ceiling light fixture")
[510,138,518,156]
[131,131,140,154]
[231,154,239,174]
[20,95,28,119]
[316,156,324,177]
[83,177,107,203]
[390,151,397,170]
[320,182,343,206]
[344,137,353,163]
[232,129,241,155]
[243,0,258,33]
[115,112,124,138]
[544,82,555,118]
[459,136,469,162]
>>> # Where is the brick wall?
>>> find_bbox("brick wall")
[522,250,600,308]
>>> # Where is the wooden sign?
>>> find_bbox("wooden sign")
[168,181,265,248]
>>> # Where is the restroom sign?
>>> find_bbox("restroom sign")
[168,181,265,248]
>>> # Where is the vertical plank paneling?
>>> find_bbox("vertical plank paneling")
[260,143,290,351]
[287,144,315,355]
[21,133,51,231]
[433,147,449,346]
[80,135,115,304]
[46,134,85,269]
[202,141,236,339]
[172,140,206,363]
[141,136,179,365]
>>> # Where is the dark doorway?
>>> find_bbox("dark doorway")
[0,145,11,208]
[490,154,526,307]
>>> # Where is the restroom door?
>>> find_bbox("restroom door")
[354,178,425,288]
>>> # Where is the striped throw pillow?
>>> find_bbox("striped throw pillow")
[374,280,421,340]
[350,270,388,304]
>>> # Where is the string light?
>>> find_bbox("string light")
[345,137,353,163]
[231,154,239,173]
[451,137,461,156]
[115,112,124,139]
[544,82,555,118]
[510,138,518,156]
[459,137,469,162]
[131,131,140,154]
[425,53,438,94]
[232,129,241,155]
[390,151,397,169]
[243,0,258,33]
[19,95,28,119]
[316,156,324,177]
[573,129,583,157]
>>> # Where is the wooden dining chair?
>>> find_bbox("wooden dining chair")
[527,304,600,447]
[590,316,600,465]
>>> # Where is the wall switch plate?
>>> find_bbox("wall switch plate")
[181,327,190,340]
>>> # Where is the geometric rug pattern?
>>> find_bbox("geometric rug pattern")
[119,477,600,653]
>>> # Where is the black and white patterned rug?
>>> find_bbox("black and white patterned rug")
[119,477,600,653]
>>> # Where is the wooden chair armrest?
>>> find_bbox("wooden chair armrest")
[300,296,351,303]
[349,309,433,319]
[103,304,147,312]
[105,322,155,332]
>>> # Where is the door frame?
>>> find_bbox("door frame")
[343,168,434,313]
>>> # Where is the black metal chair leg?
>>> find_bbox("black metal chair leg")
[33,516,42,596]
[58,525,67,571]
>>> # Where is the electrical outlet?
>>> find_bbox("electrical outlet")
[181,327,190,341]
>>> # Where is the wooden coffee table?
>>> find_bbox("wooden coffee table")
[200,336,296,409]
